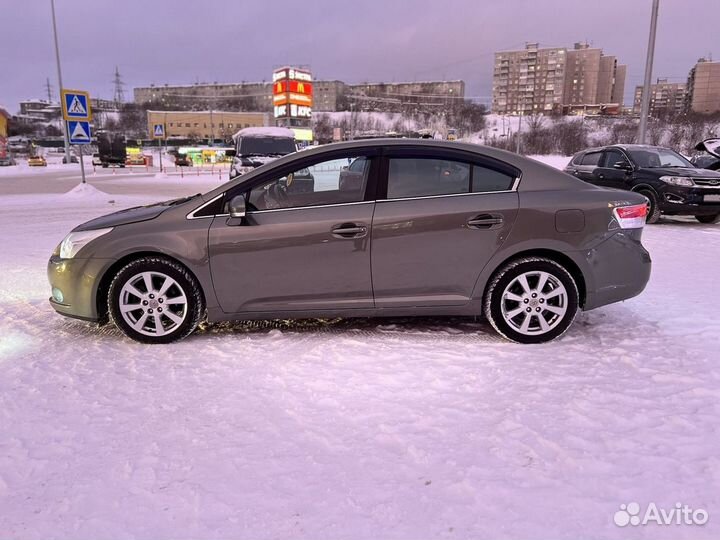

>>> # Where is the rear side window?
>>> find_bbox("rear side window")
[581,152,602,166]
[472,165,515,192]
[387,158,470,199]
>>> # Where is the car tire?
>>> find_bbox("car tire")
[695,214,720,224]
[484,257,579,344]
[108,256,204,344]
[638,189,661,224]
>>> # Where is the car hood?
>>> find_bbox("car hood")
[639,166,720,178]
[73,195,198,232]
[695,139,720,159]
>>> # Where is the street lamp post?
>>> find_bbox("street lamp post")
[638,0,660,144]
[50,0,72,162]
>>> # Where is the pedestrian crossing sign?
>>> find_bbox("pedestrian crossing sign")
[152,123,166,139]
[61,89,92,121]
[68,120,92,144]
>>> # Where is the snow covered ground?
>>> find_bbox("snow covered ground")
[0,160,718,540]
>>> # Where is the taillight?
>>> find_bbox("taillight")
[612,204,647,229]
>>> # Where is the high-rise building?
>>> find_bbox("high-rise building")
[492,42,626,115]
[686,59,720,114]
[492,43,566,115]
[633,79,688,116]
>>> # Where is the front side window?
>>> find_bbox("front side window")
[247,156,370,211]
[602,149,629,168]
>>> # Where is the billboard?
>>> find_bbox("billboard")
[273,67,313,119]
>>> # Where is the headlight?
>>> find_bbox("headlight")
[660,176,695,187]
[235,166,255,176]
[59,228,113,259]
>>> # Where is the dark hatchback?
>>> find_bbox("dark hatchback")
[565,144,720,224]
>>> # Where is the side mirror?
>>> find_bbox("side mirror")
[613,162,632,171]
[228,195,246,218]
[225,148,237,157]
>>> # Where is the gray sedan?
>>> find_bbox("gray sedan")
[48,139,651,344]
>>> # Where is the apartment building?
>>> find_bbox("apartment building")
[134,79,463,113]
[492,42,626,115]
[686,59,720,114]
[633,79,688,116]
[346,80,465,111]
[492,43,566,115]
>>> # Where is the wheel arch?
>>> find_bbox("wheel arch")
[482,249,587,309]
[95,251,206,323]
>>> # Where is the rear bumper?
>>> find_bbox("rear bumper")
[47,255,114,323]
[582,229,651,310]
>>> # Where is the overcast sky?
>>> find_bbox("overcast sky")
[0,0,716,112]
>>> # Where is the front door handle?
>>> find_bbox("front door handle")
[467,214,504,229]
[331,223,367,238]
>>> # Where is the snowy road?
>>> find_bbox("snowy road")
[0,167,718,539]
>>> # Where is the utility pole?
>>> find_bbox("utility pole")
[50,0,71,162]
[638,0,660,144]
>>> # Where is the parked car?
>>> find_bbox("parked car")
[174,154,193,167]
[565,144,720,224]
[0,155,16,166]
[228,126,297,179]
[48,139,651,344]
[62,155,79,164]
[27,155,47,167]
[125,154,147,166]
[92,153,103,166]
[692,138,720,171]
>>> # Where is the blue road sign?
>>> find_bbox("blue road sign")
[62,90,91,120]
[68,121,92,144]
[152,123,166,139]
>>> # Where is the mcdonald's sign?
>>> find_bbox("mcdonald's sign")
[272,67,313,119]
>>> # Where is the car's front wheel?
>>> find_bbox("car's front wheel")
[108,257,204,344]
[695,214,720,224]
[484,257,579,344]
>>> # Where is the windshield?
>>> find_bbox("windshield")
[628,148,694,168]
[238,136,296,157]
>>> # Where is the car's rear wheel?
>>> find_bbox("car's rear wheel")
[108,257,204,344]
[695,214,720,224]
[638,189,661,224]
[484,257,579,344]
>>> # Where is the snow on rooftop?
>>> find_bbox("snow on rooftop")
[232,126,295,140]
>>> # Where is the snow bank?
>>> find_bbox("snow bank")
[61,182,112,201]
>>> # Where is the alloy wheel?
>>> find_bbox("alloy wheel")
[118,271,188,337]
[500,270,568,336]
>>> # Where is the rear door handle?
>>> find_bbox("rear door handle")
[331,223,367,238]
[467,214,504,229]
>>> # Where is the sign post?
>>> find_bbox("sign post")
[62,89,93,184]
[152,123,166,172]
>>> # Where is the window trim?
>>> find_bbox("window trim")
[379,150,520,201]
[223,148,381,211]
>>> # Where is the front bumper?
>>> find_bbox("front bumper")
[47,255,114,323]
[658,186,720,215]
[582,229,652,311]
